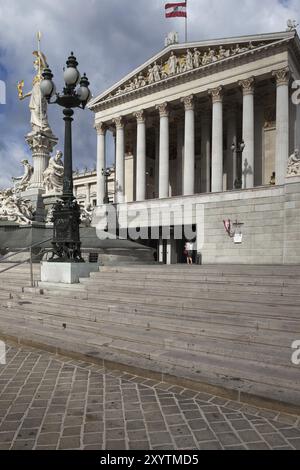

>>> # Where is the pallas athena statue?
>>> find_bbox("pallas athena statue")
[17,42,52,134]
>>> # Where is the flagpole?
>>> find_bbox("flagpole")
[185,0,188,42]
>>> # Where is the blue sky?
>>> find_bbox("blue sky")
[0,0,299,188]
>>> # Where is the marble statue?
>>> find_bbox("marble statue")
[0,189,34,225]
[43,150,64,194]
[80,203,94,226]
[185,49,194,71]
[193,48,201,68]
[17,50,51,134]
[12,159,34,192]
[165,31,179,47]
[147,66,155,84]
[286,19,299,32]
[287,149,300,176]
[152,62,161,82]
[168,52,178,75]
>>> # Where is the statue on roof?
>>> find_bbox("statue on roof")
[286,19,299,32]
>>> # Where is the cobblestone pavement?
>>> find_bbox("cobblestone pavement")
[0,343,300,450]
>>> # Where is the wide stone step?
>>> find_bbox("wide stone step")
[88,271,300,286]
[82,276,300,296]
[1,303,297,358]
[83,286,300,308]
[7,295,300,336]
[0,315,299,409]
[100,264,300,276]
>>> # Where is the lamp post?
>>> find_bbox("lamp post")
[102,168,112,204]
[40,52,91,262]
[231,140,245,189]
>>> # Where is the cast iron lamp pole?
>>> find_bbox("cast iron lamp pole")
[231,140,245,190]
[40,52,91,262]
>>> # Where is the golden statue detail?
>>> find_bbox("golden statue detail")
[17,32,51,134]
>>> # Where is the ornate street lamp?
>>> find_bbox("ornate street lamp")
[102,168,112,204]
[40,53,91,262]
[231,140,245,190]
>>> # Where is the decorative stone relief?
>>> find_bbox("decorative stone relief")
[0,189,34,225]
[287,149,300,177]
[106,41,265,100]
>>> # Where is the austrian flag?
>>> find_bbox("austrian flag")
[165,2,187,18]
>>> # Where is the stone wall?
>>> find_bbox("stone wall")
[101,182,300,265]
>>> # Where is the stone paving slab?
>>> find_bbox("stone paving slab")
[0,342,300,451]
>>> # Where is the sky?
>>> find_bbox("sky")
[0,0,299,189]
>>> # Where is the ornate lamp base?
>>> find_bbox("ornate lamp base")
[49,199,84,263]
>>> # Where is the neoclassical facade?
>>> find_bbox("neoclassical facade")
[89,30,300,265]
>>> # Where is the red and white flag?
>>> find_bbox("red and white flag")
[165,2,187,18]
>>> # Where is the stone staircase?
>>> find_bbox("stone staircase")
[0,263,300,413]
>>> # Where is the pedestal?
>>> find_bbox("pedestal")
[26,130,58,190]
[40,261,99,284]
[42,193,62,224]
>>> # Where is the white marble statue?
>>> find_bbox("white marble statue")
[165,31,179,47]
[185,49,194,71]
[286,19,299,32]
[168,52,178,75]
[147,66,155,84]
[80,203,94,227]
[287,149,300,176]
[152,62,161,82]
[43,150,64,194]
[193,48,201,68]
[17,50,51,134]
[12,159,34,192]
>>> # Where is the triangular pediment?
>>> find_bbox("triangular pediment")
[89,30,297,109]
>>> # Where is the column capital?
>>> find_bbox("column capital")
[134,109,146,124]
[239,77,255,95]
[272,67,290,86]
[208,86,223,104]
[112,116,125,129]
[94,121,107,135]
[156,102,169,118]
[181,95,194,111]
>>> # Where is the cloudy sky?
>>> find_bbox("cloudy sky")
[0,0,299,188]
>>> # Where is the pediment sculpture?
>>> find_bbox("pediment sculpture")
[107,41,264,100]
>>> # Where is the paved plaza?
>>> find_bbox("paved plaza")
[0,342,299,450]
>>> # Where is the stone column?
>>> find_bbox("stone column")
[239,77,255,188]
[156,103,169,199]
[26,131,58,189]
[95,122,106,205]
[176,118,184,196]
[226,107,237,190]
[85,183,90,208]
[134,110,146,201]
[113,117,125,203]
[181,95,195,196]
[200,113,211,193]
[272,68,290,185]
[209,86,223,192]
